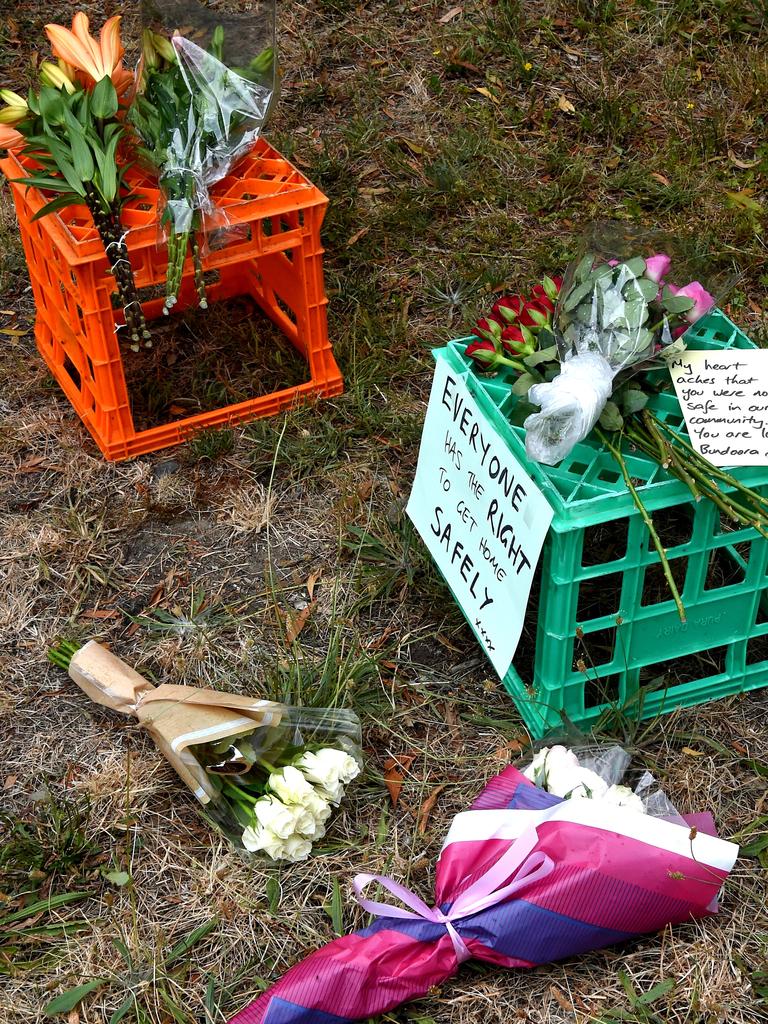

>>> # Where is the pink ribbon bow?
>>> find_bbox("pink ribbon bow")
[354,827,554,964]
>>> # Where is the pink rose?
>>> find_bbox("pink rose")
[644,253,671,283]
[667,281,716,322]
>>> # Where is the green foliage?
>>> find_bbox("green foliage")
[13,79,126,218]
[43,919,219,1019]
[0,793,97,974]
[187,426,237,461]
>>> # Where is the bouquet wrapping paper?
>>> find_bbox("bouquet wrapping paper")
[69,641,282,803]
[229,765,738,1024]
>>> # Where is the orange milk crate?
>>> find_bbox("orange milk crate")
[0,139,343,461]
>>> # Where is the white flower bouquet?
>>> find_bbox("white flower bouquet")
[198,719,362,862]
[522,740,683,820]
[50,641,362,862]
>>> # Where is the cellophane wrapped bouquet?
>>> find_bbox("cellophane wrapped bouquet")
[463,224,767,618]
[514,224,727,466]
[50,641,361,862]
[132,0,277,313]
[228,740,737,1023]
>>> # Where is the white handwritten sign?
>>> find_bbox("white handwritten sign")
[407,359,553,677]
[669,350,768,466]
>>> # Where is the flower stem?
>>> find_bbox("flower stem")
[597,427,687,623]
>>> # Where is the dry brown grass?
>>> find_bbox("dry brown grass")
[2,1,768,1023]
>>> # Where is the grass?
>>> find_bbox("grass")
[1,1,768,1023]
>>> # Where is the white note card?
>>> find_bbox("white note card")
[669,349,768,467]
[407,358,553,678]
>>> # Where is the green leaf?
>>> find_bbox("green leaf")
[38,87,66,126]
[573,254,594,283]
[623,256,647,276]
[44,979,107,1016]
[266,876,281,913]
[627,277,658,302]
[621,388,649,415]
[599,400,624,432]
[91,76,118,120]
[662,295,696,314]
[562,280,593,313]
[31,194,81,221]
[69,131,95,181]
[0,891,87,926]
[109,995,136,1024]
[10,176,73,193]
[39,138,86,197]
[524,344,559,368]
[326,879,344,936]
[512,371,539,397]
[103,869,130,887]
[165,917,219,966]
[636,978,676,1005]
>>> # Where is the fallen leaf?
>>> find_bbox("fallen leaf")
[305,567,323,602]
[446,59,481,74]
[17,456,60,474]
[651,172,671,186]
[67,1009,80,1024]
[168,403,192,416]
[357,477,374,501]
[731,741,748,754]
[346,226,370,247]
[384,754,416,807]
[725,189,763,213]
[0,328,28,336]
[474,86,499,103]
[398,137,426,156]
[3,775,17,790]
[492,737,527,761]
[728,150,760,170]
[557,94,576,114]
[284,604,313,644]
[438,5,463,22]
[681,746,705,757]
[418,784,447,834]
[550,985,574,1013]
[79,609,121,620]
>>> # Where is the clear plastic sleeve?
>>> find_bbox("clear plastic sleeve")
[524,223,732,465]
[193,706,364,860]
[520,738,685,823]
[131,1,277,309]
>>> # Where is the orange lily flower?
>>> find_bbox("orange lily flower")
[0,124,24,150]
[45,13,132,95]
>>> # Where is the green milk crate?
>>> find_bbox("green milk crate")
[436,309,768,737]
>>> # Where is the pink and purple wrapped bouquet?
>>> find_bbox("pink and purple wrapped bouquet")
[229,757,738,1024]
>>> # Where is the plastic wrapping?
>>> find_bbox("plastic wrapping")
[67,642,362,861]
[520,740,685,823]
[524,225,727,465]
[131,1,277,309]
[228,761,737,1024]
[193,706,364,860]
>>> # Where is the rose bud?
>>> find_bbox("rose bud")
[492,295,525,324]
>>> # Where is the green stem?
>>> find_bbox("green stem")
[597,427,687,622]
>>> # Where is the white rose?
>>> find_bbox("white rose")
[299,748,361,791]
[523,745,579,790]
[303,790,333,824]
[603,784,645,814]
[254,796,300,839]
[241,823,287,861]
[291,804,320,839]
[268,766,318,806]
[552,766,609,801]
[282,836,313,862]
